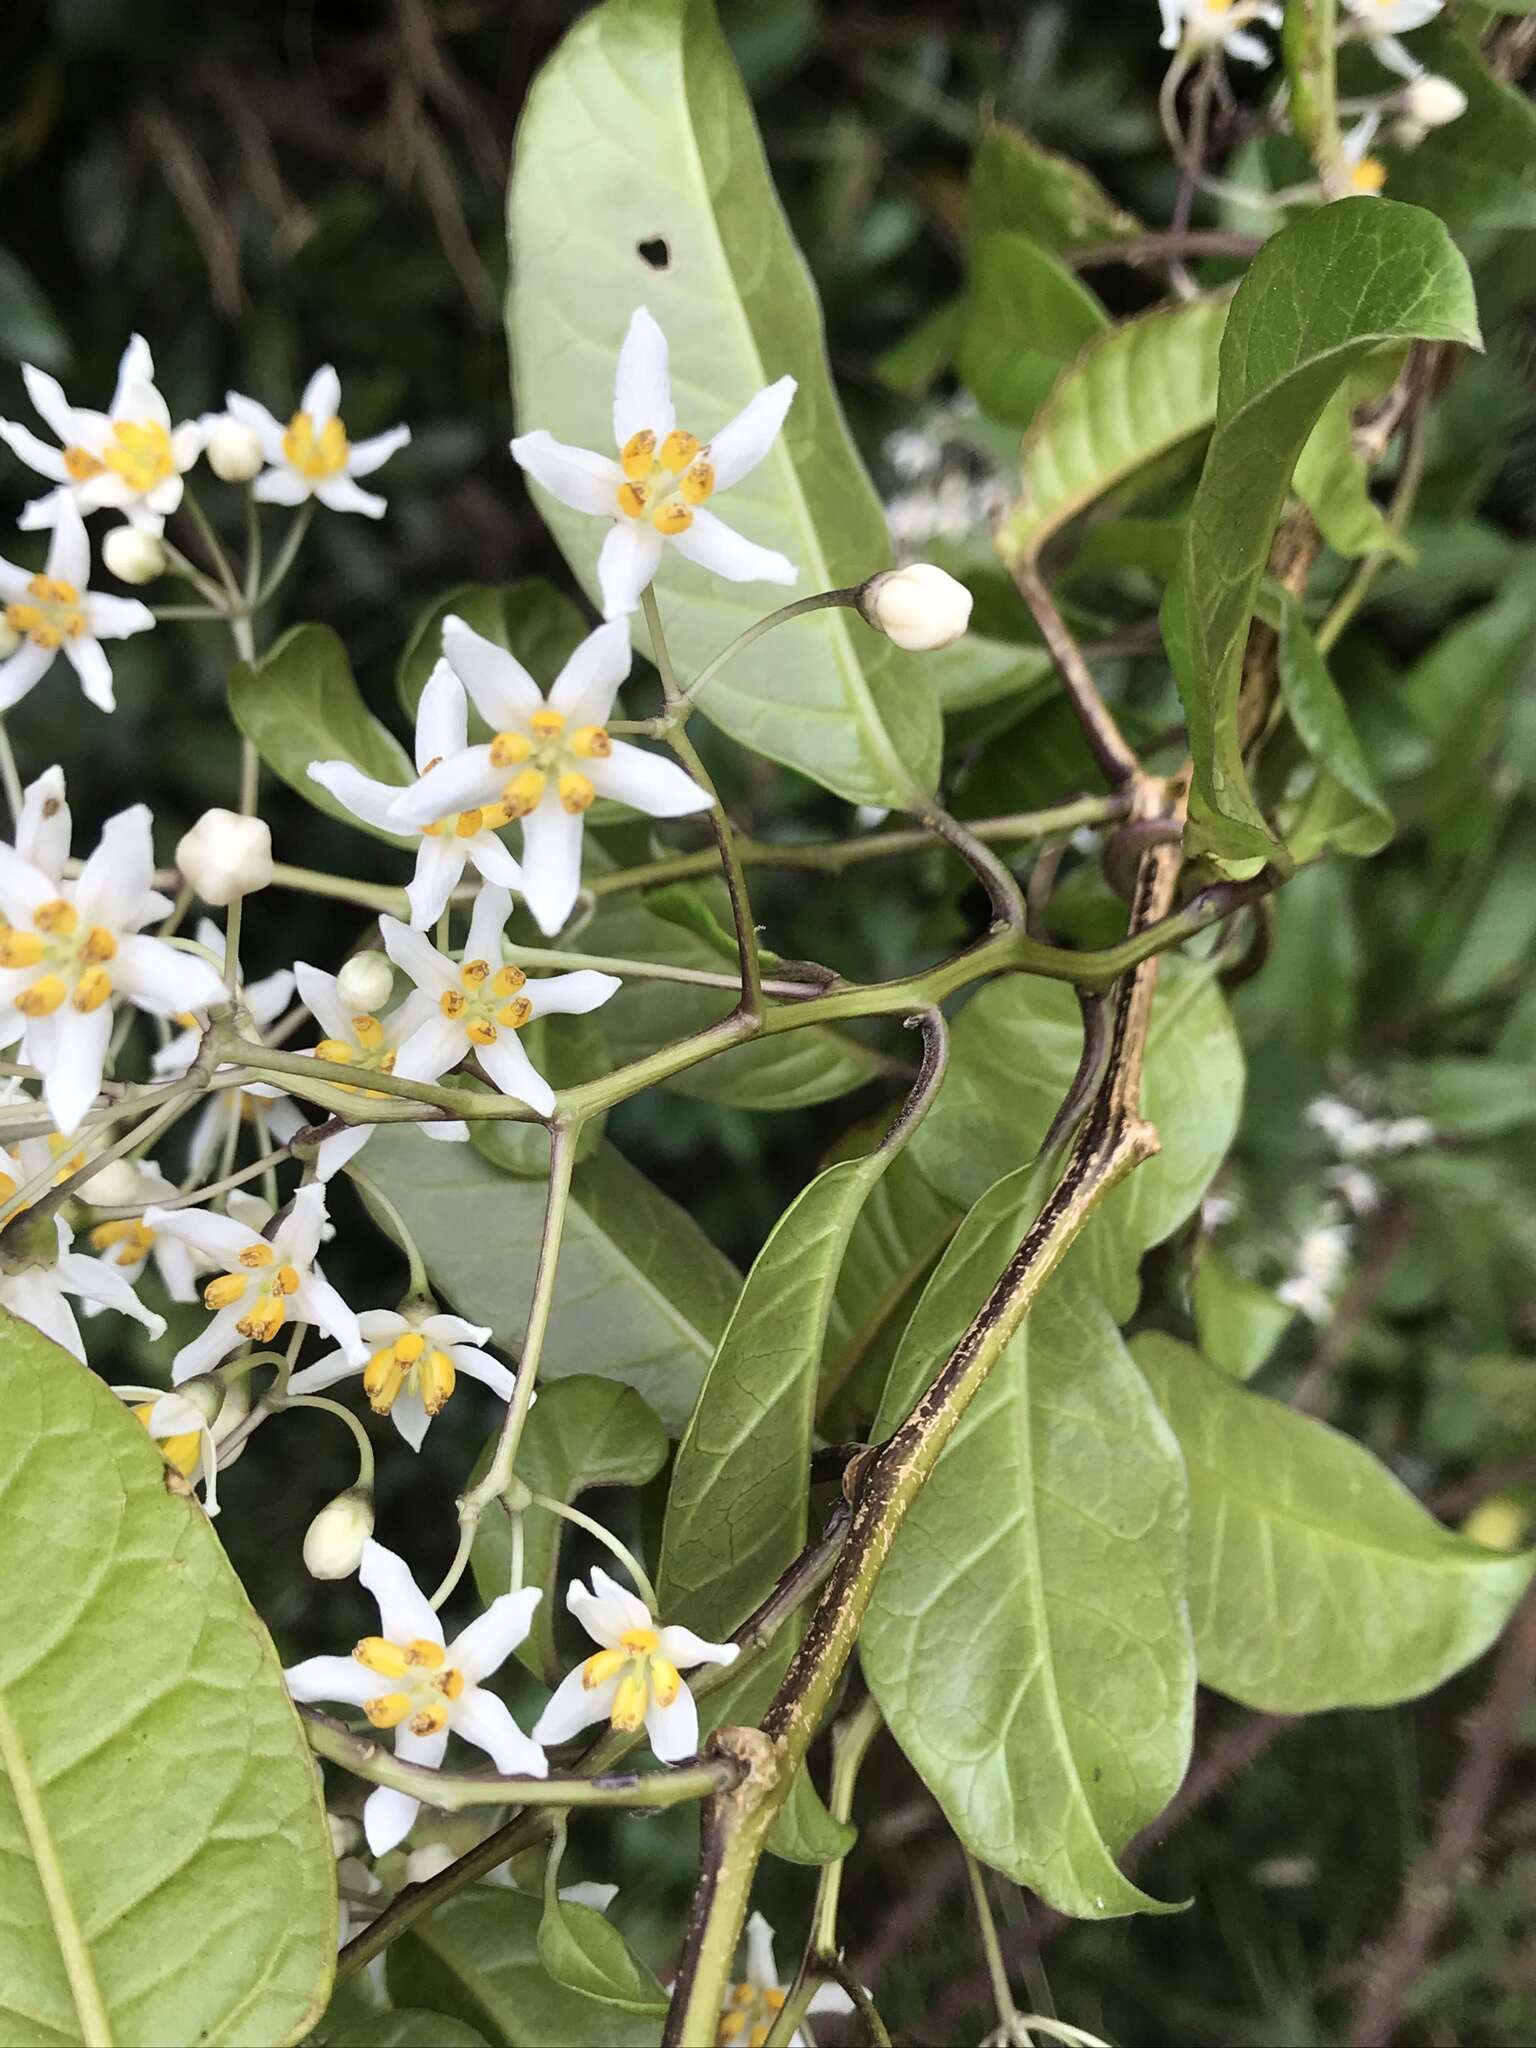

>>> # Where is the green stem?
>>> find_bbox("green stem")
[222,896,243,999]
[670,587,863,715]
[527,1492,659,1611]
[1283,0,1346,196]
[254,502,313,608]
[346,1163,432,1300]
[180,486,244,609]
[5,1083,198,1229]
[966,1851,1028,2047]
[1316,393,1430,655]
[285,1392,376,1491]
[243,487,263,610]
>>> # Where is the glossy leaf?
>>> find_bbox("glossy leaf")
[957,230,1109,427]
[359,1129,740,1434]
[1275,592,1393,859]
[865,1190,1194,1918]
[509,0,939,809]
[1133,1334,1535,1711]
[1293,368,1411,561]
[819,1145,960,1419]
[538,1838,666,2015]
[0,1314,335,2047]
[397,580,591,724]
[230,622,413,845]
[927,632,1058,715]
[764,1765,857,1867]
[1171,199,1478,862]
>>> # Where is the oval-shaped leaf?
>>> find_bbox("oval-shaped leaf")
[538,1833,666,2015]
[0,1314,336,2047]
[764,1764,857,1868]
[1275,591,1393,860]
[1132,1334,1536,1711]
[509,0,939,810]
[957,230,1109,428]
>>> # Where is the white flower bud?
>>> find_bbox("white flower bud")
[1404,74,1467,129]
[327,1813,362,1859]
[303,1488,375,1580]
[204,415,265,483]
[101,526,166,585]
[337,951,395,1013]
[404,1843,458,1886]
[176,807,274,906]
[78,1157,148,1208]
[0,618,20,662]
[857,563,973,652]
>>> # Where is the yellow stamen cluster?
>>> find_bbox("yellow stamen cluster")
[362,1329,459,1417]
[201,1238,302,1342]
[5,573,87,651]
[313,1012,398,1098]
[102,419,176,492]
[282,410,350,481]
[0,895,118,1019]
[354,1634,465,1737]
[717,1984,788,2048]
[580,1624,682,1735]
[64,445,104,481]
[89,1217,157,1267]
[487,704,611,820]
[616,425,715,536]
[132,1403,201,1480]
[439,958,530,1049]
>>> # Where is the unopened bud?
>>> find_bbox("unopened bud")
[176,807,274,906]
[327,1812,362,1858]
[101,526,166,585]
[1404,73,1467,130]
[0,618,20,662]
[857,563,973,652]
[174,1373,227,1426]
[77,1156,147,1208]
[303,1487,375,1579]
[405,1842,458,1886]
[337,951,394,1013]
[204,416,264,483]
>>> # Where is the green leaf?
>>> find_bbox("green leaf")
[927,632,1058,716]
[1429,813,1536,1008]
[0,1315,335,2047]
[387,1888,660,2046]
[995,298,1226,568]
[359,1130,740,1434]
[873,296,964,397]
[397,581,591,726]
[820,1146,961,1420]
[1132,1334,1536,1712]
[968,120,1142,257]
[659,1130,909,1637]
[1275,591,1393,859]
[1193,1248,1294,1381]
[1293,369,1413,561]
[957,231,1109,427]
[471,1378,668,1682]
[1171,199,1479,862]
[328,2014,490,2047]
[509,0,939,810]
[764,1765,857,1867]
[230,622,414,846]
[1377,21,1536,232]
[538,1830,667,2014]
[865,1193,1194,1918]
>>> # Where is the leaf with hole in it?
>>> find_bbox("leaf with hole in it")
[0,1314,336,2047]
[397,580,592,725]
[1170,199,1479,863]
[1132,1334,1535,1711]
[509,0,938,810]
[864,1183,1193,1917]
[230,623,414,846]
[471,1377,668,1683]
[1275,591,1393,860]
[994,298,1227,569]
[957,231,1109,427]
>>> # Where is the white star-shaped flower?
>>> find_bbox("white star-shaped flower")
[285,1538,546,1853]
[0,333,203,534]
[380,884,619,1117]
[225,366,410,518]
[309,658,524,931]
[1157,0,1281,63]
[385,617,710,937]
[289,1304,513,1450]
[115,1383,226,1516]
[0,1213,167,1361]
[532,1566,738,1763]
[511,307,798,619]
[0,774,223,1135]
[80,1157,199,1307]
[0,500,154,714]
[145,1181,366,1382]
[719,1914,855,2048]
[1341,0,1441,78]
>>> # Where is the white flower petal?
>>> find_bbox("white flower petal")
[284,1654,379,1708]
[359,1538,444,1648]
[421,1312,492,1345]
[363,1785,421,1857]
[41,1003,113,1135]
[169,1301,247,1382]
[145,1201,261,1264]
[0,420,70,482]
[388,747,502,830]
[415,659,468,769]
[61,636,116,714]
[587,742,711,819]
[406,834,467,932]
[547,619,632,728]
[294,961,354,1043]
[111,335,155,416]
[464,834,523,891]
[0,641,57,711]
[21,365,80,444]
[518,799,585,938]
[612,307,675,449]
[746,1912,779,1992]
[286,1351,360,1396]
[442,615,544,729]
[302,364,342,424]
[523,969,621,1021]
[447,1345,516,1400]
[81,593,154,642]
[533,1665,615,1747]
[454,1686,548,1777]
[450,1587,542,1685]
[644,1680,698,1763]
[585,1567,655,1636]
[668,507,796,587]
[656,1624,739,1671]
[475,1032,554,1116]
[392,1014,465,1087]
[74,801,153,930]
[707,378,796,492]
[314,475,387,519]
[380,915,456,994]
[293,1266,366,1364]
[54,1250,165,1339]
[805,1981,856,2016]
[347,424,411,478]
[510,431,626,518]
[277,1182,329,1267]
[307,760,407,835]
[253,467,313,507]
[16,766,69,879]
[16,486,74,533]
[46,498,90,591]
[113,936,225,1017]
[596,519,663,620]
[315,1122,375,1181]
[0,1271,84,1359]
[464,883,513,968]
[224,392,286,462]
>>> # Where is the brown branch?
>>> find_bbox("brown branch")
[1068,230,1265,271]
[1008,557,1141,787]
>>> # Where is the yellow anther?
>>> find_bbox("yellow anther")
[652,497,693,537]
[238,1241,276,1268]
[204,1271,248,1311]
[17,975,66,1017]
[465,1018,498,1047]
[454,808,483,838]
[502,768,547,817]
[172,1010,199,1030]
[490,964,526,998]
[0,1171,16,1202]
[650,1654,682,1707]
[609,1669,649,1732]
[82,925,117,962]
[353,1013,386,1051]
[617,480,650,519]
[680,460,715,505]
[314,1038,354,1064]
[405,1638,446,1669]
[395,1331,427,1365]
[362,1346,406,1413]
[530,707,566,742]
[64,445,104,481]
[30,576,80,607]
[1351,157,1387,194]
[363,1692,413,1729]
[660,429,702,472]
[558,772,596,815]
[132,1404,201,1479]
[354,1635,411,1678]
[440,988,467,1018]
[237,1294,287,1343]
[433,1664,465,1700]
[409,1701,450,1738]
[72,967,112,1012]
[620,428,657,480]
[490,730,532,768]
[379,1050,397,1075]
[496,996,533,1030]
[34,899,78,935]
[420,818,446,838]
[419,1347,457,1414]
[619,1627,661,1655]
[570,725,612,760]
[583,1647,628,1688]
[273,1264,301,1296]
[482,801,521,829]
[103,419,175,492]
[90,1219,155,1262]
[460,957,491,987]
[0,930,44,968]
[282,410,350,480]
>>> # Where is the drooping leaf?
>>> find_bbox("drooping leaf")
[1376,20,1536,232]
[1292,367,1412,561]
[1132,1334,1535,1712]
[230,623,414,845]
[1169,199,1479,862]
[1275,591,1393,859]
[1192,1248,1294,1381]
[359,1129,740,1435]
[865,1191,1194,1918]
[957,230,1109,427]
[471,1377,668,1682]
[397,580,591,725]
[508,0,939,810]
[538,1832,666,2015]
[995,298,1226,568]
[764,1765,858,1867]
[968,120,1142,257]
[0,1315,336,2047]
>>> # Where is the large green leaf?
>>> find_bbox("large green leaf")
[229,623,413,846]
[995,298,1226,568]
[0,1315,335,2046]
[1133,1335,1536,1712]
[1376,21,1536,232]
[387,1888,659,2047]
[865,1192,1193,1918]
[957,231,1109,428]
[471,1377,668,1682]
[359,1130,740,1434]
[1169,199,1479,862]
[1275,592,1393,860]
[508,0,939,810]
